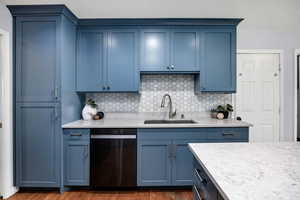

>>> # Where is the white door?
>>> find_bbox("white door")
[235,53,280,142]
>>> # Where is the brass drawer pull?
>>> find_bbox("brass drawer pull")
[70,133,82,137]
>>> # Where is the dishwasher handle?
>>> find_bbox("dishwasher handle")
[91,135,136,139]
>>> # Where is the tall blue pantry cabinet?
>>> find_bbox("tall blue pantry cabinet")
[8,5,83,188]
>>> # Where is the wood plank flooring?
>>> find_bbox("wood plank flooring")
[7,189,193,200]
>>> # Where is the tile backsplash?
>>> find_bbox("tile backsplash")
[86,75,232,113]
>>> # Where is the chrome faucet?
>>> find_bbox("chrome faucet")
[161,94,176,119]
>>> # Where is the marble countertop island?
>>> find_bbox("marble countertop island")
[189,142,300,200]
[62,112,252,128]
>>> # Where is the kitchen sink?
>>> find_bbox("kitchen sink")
[144,119,197,124]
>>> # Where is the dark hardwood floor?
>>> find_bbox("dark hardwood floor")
[8,189,193,200]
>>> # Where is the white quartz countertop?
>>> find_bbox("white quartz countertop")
[62,117,251,128]
[188,142,300,200]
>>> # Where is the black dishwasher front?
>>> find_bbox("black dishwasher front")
[91,129,137,188]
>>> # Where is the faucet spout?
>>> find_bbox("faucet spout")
[161,94,177,119]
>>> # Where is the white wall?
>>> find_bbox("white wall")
[0,1,17,199]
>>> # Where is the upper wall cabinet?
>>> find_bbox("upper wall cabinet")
[76,28,139,92]
[77,30,106,92]
[170,30,199,72]
[107,30,139,92]
[140,28,199,72]
[140,29,170,72]
[196,27,236,92]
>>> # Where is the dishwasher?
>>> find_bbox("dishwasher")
[91,129,137,188]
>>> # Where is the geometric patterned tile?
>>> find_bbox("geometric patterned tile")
[86,75,232,112]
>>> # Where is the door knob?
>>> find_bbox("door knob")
[239,73,243,76]
[274,73,278,77]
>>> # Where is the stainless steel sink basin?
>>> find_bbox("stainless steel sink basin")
[144,119,197,124]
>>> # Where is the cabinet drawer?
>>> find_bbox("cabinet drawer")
[64,129,90,140]
[207,128,248,141]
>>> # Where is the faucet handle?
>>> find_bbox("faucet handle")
[172,109,177,117]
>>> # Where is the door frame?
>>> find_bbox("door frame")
[0,28,18,198]
[294,49,300,141]
[235,49,284,141]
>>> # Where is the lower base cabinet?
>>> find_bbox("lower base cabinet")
[137,128,248,187]
[63,129,90,186]
[16,103,60,187]
[138,139,172,186]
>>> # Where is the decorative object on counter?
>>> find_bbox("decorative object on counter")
[82,98,98,120]
[211,104,233,119]
[216,112,224,120]
[236,116,242,121]
[93,112,105,120]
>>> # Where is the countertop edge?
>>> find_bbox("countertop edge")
[188,143,229,200]
[62,125,252,128]
[62,121,253,129]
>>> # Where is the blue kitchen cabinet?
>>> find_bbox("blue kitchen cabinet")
[63,129,90,186]
[206,127,249,142]
[137,128,248,186]
[196,28,236,92]
[77,30,106,92]
[170,30,200,72]
[172,139,202,186]
[9,5,82,189]
[15,103,61,187]
[140,29,170,72]
[140,28,200,72]
[15,16,60,102]
[76,28,139,92]
[107,30,139,92]
[137,139,172,186]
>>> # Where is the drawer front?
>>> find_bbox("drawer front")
[138,128,207,140]
[207,127,248,141]
[64,129,90,140]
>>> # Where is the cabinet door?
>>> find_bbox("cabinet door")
[64,140,89,186]
[140,29,170,71]
[170,30,200,72]
[15,17,59,102]
[106,30,139,92]
[137,139,172,186]
[77,30,106,92]
[199,28,236,92]
[16,103,60,187]
[172,139,204,186]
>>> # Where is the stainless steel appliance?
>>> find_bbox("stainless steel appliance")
[91,129,137,188]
